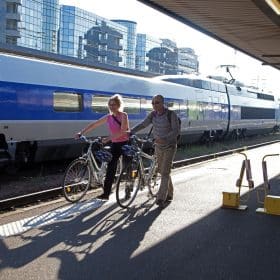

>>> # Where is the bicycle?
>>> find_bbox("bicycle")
[62,135,122,203]
[115,134,161,208]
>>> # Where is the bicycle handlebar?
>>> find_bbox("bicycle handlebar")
[78,135,102,144]
[130,134,153,144]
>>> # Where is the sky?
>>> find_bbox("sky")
[60,0,280,96]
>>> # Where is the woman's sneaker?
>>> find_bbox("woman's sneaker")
[97,193,109,200]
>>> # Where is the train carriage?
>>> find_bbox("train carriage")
[0,53,278,167]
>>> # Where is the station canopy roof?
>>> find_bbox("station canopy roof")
[138,0,280,71]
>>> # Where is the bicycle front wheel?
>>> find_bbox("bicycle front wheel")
[148,167,161,197]
[116,162,141,208]
[62,158,91,203]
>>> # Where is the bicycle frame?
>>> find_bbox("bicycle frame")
[137,149,157,188]
[80,136,107,185]
[63,135,124,203]
[128,135,158,189]
[115,135,160,208]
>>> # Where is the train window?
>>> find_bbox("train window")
[213,103,221,120]
[227,86,239,95]
[179,102,188,118]
[188,100,199,120]
[180,103,187,111]
[204,102,212,120]
[92,95,108,113]
[221,104,228,120]
[182,78,193,86]
[213,97,219,103]
[53,92,82,112]
[241,107,275,119]
[202,81,211,90]
[140,98,153,114]
[164,78,194,87]
[122,97,140,114]
[257,93,274,101]
[167,101,180,113]
[193,80,203,89]
[198,102,204,120]
[231,105,241,120]
[218,84,226,93]
[210,82,219,92]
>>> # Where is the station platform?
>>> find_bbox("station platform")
[1,142,280,280]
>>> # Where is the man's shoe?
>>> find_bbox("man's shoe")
[156,199,166,209]
[165,196,173,202]
[97,193,109,200]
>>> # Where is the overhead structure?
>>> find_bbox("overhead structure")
[138,0,280,70]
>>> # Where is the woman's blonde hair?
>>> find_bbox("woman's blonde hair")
[108,94,124,112]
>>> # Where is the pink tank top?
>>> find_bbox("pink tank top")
[107,113,129,143]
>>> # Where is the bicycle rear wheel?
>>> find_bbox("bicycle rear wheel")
[62,158,91,203]
[116,162,141,208]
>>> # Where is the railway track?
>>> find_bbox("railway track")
[0,139,279,212]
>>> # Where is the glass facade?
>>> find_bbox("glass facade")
[0,1,199,75]
[84,21,123,66]
[0,1,5,43]
[161,38,177,51]
[178,48,199,74]
[59,5,127,66]
[17,0,59,51]
[18,0,43,50]
[147,47,178,75]
[0,0,21,44]
[112,20,137,69]
[136,33,161,72]
[42,0,59,53]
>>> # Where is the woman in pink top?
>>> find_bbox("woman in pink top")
[76,94,129,200]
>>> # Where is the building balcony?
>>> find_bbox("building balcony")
[110,43,122,50]
[116,56,122,63]
[98,50,108,56]
[6,13,21,21]
[6,29,20,37]
[98,38,108,45]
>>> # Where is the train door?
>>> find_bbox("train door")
[276,102,280,127]
[187,100,199,121]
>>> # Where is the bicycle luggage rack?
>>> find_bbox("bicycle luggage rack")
[222,152,254,210]
[256,153,280,215]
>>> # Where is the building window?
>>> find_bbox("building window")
[7,2,17,13]
[6,19,17,30]
[6,36,17,44]
[53,92,83,112]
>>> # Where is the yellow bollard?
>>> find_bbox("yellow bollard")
[222,192,240,208]
[222,153,253,210]
[256,153,280,215]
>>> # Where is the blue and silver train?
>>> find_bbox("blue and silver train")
[0,53,279,167]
